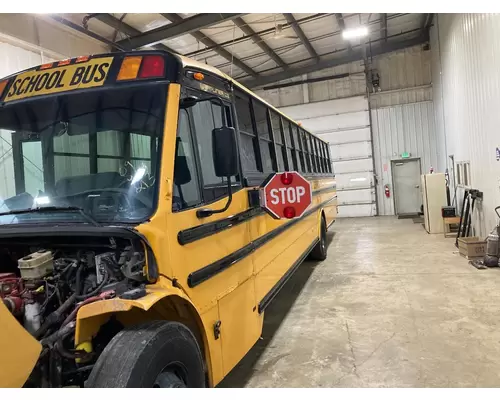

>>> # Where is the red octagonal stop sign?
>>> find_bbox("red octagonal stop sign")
[260,172,312,219]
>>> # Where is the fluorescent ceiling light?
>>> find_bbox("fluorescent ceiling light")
[342,26,369,40]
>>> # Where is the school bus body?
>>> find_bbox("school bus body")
[0,51,336,387]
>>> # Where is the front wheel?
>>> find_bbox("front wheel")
[86,320,205,388]
[309,215,328,261]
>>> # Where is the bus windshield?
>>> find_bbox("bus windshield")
[0,84,167,226]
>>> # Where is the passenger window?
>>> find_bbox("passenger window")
[191,100,239,203]
[284,120,297,171]
[270,111,286,171]
[253,101,275,173]
[236,93,259,172]
[172,110,201,211]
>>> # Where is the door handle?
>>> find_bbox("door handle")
[415,185,420,188]
[395,163,403,166]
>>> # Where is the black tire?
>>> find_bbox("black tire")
[309,215,328,261]
[86,320,205,388]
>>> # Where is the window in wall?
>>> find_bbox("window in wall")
[270,111,286,171]
[235,92,259,173]
[253,101,275,173]
[172,110,201,211]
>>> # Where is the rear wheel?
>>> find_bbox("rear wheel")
[309,215,328,261]
[86,320,205,388]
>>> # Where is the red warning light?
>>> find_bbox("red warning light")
[280,172,294,185]
[283,206,296,219]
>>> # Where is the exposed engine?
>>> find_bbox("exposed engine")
[0,236,149,387]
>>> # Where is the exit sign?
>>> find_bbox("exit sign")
[401,152,410,158]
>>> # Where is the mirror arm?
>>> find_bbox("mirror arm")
[196,176,233,218]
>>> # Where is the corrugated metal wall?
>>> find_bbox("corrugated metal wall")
[431,14,500,237]
[370,45,433,108]
[372,102,438,215]
[254,60,366,108]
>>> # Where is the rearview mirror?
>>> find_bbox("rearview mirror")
[212,126,238,177]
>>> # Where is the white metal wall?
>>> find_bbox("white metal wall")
[372,102,439,215]
[431,14,500,237]
[280,95,376,217]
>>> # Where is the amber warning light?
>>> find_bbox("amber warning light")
[117,55,165,81]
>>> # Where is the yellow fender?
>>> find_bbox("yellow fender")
[75,278,216,384]
[0,300,41,388]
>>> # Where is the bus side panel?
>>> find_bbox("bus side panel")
[200,304,225,386]
[218,277,262,376]
[253,213,317,306]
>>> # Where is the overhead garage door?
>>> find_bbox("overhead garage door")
[280,96,376,217]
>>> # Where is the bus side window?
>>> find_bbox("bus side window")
[191,100,239,204]
[172,110,201,211]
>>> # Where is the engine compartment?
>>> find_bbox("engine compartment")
[0,233,150,387]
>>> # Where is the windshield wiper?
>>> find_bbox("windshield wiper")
[0,206,100,227]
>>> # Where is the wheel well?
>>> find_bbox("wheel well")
[81,296,212,386]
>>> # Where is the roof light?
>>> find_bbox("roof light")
[139,55,165,78]
[57,59,71,66]
[76,56,90,63]
[0,80,9,98]
[342,26,369,40]
[40,62,53,70]
[117,56,142,81]
[193,72,204,81]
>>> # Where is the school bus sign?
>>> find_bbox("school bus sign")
[4,57,113,102]
[260,172,312,219]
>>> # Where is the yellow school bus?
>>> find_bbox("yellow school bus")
[0,50,337,388]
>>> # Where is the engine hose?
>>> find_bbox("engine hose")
[34,293,77,339]
[75,265,110,301]
[40,321,76,347]
[54,329,90,361]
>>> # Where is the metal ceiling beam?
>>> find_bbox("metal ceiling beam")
[185,13,409,59]
[335,13,352,53]
[421,13,434,40]
[92,14,176,53]
[283,13,319,62]
[381,13,388,43]
[243,34,428,89]
[116,13,245,50]
[233,17,289,71]
[49,15,126,51]
[161,13,257,78]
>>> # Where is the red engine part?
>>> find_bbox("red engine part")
[0,273,22,297]
[3,295,23,315]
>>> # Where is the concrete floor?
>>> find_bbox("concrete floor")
[219,216,500,388]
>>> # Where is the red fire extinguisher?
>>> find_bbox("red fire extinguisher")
[384,184,390,198]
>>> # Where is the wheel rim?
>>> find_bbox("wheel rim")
[153,368,187,388]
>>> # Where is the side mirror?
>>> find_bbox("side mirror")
[212,126,238,178]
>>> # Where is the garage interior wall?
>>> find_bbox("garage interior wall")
[370,45,442,216]
[256,44,442,217]
[431,14,500,237]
